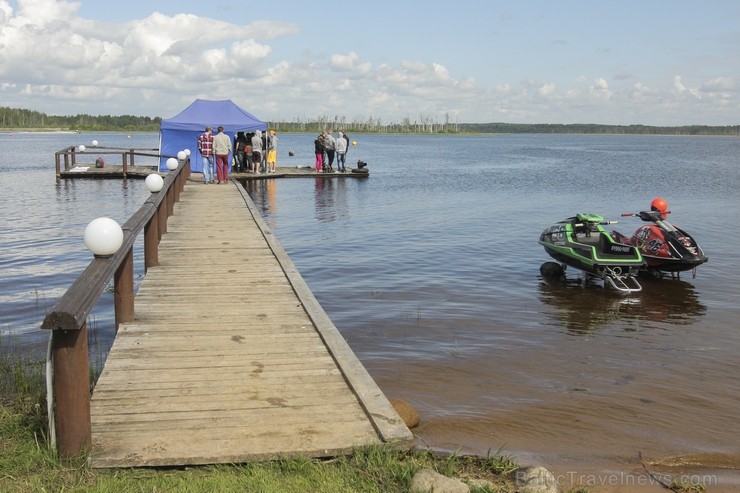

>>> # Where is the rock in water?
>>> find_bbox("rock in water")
[516,465,561,493]
[410,469,468,493]
[389,398,421,428]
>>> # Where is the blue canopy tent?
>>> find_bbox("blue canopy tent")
[159,99,267,171]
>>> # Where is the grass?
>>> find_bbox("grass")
[671,478,707,493]
[1,335,520,493]
[0,399,519,492]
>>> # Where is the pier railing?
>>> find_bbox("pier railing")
[40,159,190,460]
[54,146,161,178]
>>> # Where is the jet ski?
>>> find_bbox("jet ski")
[539,213,644,294]
[610,198,708,278]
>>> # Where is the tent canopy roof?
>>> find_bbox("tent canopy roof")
[161,99,267,133]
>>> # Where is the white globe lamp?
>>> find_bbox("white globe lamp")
[166,157,178,170]
[177,150,187,161]
[184,149,191,156]
[78,145,86,152]
[145,174,164,192]
[84,217,124,257]
[91,140,99,147]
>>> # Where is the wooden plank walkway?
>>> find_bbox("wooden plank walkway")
[89,180,410,468]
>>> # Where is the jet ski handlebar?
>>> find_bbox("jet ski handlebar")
[621,211,680,233]
[573,219,619,228]
[621,210,671,222]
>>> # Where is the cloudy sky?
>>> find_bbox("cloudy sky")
[1,0,738,125]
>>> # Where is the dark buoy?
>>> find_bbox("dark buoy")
[540,261,564,279]
[288,150,295,157]
[351,159,369,175]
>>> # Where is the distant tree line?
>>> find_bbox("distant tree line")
[457,122,740,136]
[0,106,161,131]
[2,106,738,136]
[272,113,460,134]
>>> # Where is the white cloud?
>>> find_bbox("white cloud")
[629,82,652,101]
[672,75,702,99]
[0,1,12,22]
[330,52,358,70]
[590,78,612,99]
[495,83,512,94]
[0,0,737,125]
[432,63,450,81]
[330,52,372,76]
[702,76,734,92]
[538,83,556,97]
[11,0,79,27]
[672,75,687,93]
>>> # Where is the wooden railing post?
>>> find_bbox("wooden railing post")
[174,160,188,202]
[158,199,167,238]
[166,185,175,217]
[51,324,92,460]
[173,173,181,203]
[114,247,135,331]
[144,214,159,271]
[121,152,128,179]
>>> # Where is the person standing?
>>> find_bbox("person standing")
[323,130,336,172]
[335,131,347,172]
[314,133,324,172]
[213,126,232,183]
[267,130,278,173]
[342,132,350,156]
[234,131,248,173]
[251,131,263,174]
[244,132,254,172]
[197,126,215,184]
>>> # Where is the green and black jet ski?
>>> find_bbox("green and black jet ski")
[539,213,645,294]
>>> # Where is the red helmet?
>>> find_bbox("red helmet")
[650,197,668,218]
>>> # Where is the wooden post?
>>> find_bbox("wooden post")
[174,160,187,201]
[114,247,135,331]
[55,152,61,178]
[121,152,128,179]
[158,199,168,238]
[51,324,91,460]
[144,214,159,271]
[173,172,181,203]
[129,149,135,168]
[181,159,191,189]
[166,186,175,217]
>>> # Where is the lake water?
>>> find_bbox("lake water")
[2,131,739,490]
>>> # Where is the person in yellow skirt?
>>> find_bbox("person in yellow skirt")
[266,130,278,173]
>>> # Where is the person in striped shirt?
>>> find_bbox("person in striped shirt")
[197,126,215,184]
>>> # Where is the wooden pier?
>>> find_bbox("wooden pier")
[86,180,408,468]
[54,145,369,180]
[59,165,369,180]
